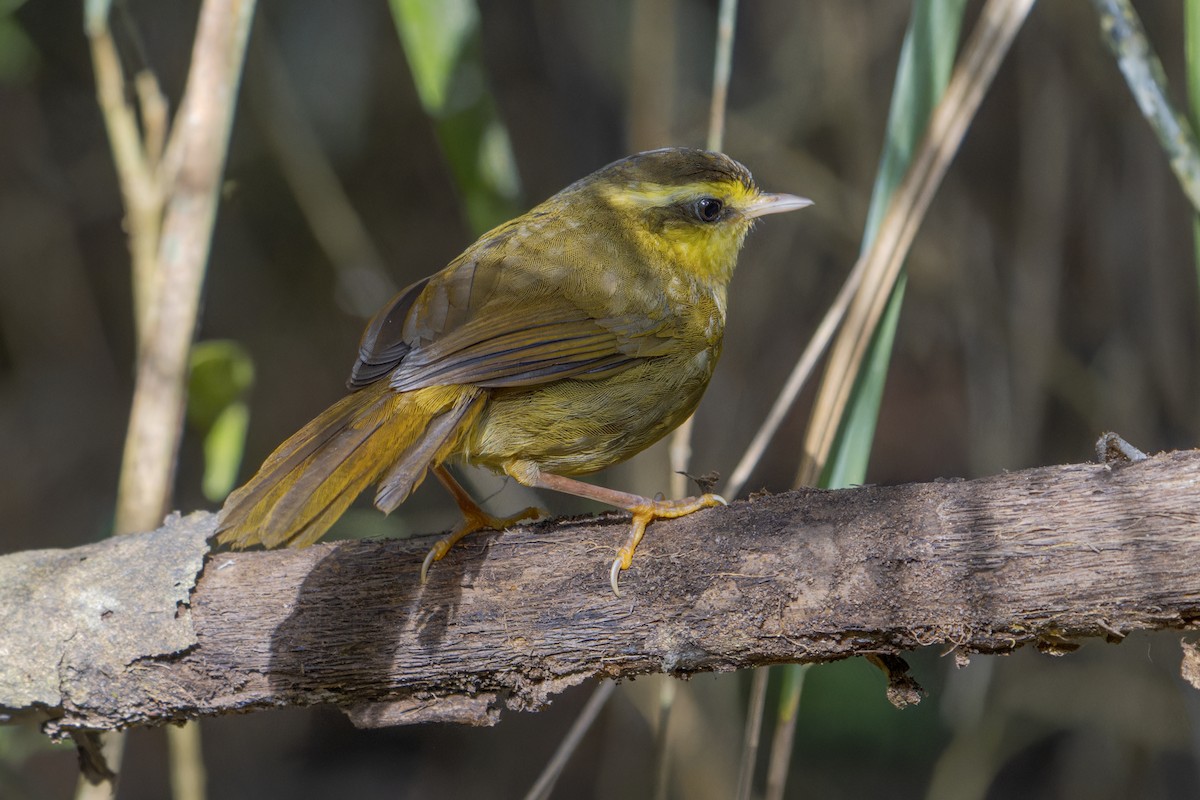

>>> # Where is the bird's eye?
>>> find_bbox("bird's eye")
[693,197,724,223]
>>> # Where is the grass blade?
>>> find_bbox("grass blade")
[1180,0,1200,293]
[1092,0,1200,214]
[767,2,1047,798]
[800,0,966,490]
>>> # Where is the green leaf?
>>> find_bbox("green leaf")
[389,0,476,115]
[822,274,908,488]
[777,662,810,724]
[1186,0,1200,292]
[203,402,250,502]
[187,341,255,502]
[0,0,36,83]
[784,2,966,788]
[390,0,522,233]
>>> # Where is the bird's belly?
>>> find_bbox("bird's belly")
[463,350,717,476]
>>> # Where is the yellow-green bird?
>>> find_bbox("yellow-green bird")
[216,148,809,594]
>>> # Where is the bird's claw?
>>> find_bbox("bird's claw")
[420,543,445,584]
[606,493,728,596]
[419,505,542,584]
[610,557,623,597]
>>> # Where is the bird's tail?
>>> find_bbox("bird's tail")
[216,383,484,549]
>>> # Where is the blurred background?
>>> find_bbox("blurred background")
[2,0,1199,798]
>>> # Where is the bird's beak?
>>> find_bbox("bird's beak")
[744,192,813,219]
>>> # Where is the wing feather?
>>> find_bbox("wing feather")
[347,228,683,393]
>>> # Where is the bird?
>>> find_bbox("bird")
[215,147,810,594]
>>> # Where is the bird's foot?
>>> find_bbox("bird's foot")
[420,505,542,583]
[609,493,727,596]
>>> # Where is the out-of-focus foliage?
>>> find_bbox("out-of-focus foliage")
[3,1,1200,798]
[1185,0,1200,289]
[819,0,966,492]
[770,7,967,794]
[389,0,522,233]
[0,0,35,84]
[391,0,474,113]
[187,340,254,502]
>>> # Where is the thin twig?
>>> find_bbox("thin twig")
[721,261,864,499]
[114,0,256,537]
[651,678,677,800]
[759,3,1030,794]
[706,0,738,153]
[523,680,617,800]
[246,26,398,318]
[669,0,739,499]
[627,0,677,149]
[79,1,256,796]
[735,666,769,800]
[795,0,1035,486]
[654,5,743,795]
[167,722,207,800]
[85,6,163,344]
[764,664,809,800]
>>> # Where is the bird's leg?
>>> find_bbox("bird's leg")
[420,465,542,583]
[511,466,727,596]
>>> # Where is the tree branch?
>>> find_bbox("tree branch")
[3,450,1199,738]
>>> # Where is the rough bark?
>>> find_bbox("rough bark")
[2,450,1199,738]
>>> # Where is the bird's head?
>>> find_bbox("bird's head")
[579,148,811,284]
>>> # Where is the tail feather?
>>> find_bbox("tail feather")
[221,389,380,527]
[216,383,482,549]
[253,396,397,547]
[375,396,483,513]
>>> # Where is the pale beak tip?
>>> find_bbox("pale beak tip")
[747,192,813,218]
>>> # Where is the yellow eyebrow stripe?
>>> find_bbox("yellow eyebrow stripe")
[601,180,756,210]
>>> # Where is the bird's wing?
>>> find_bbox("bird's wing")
[348,248,680,393]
